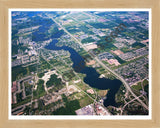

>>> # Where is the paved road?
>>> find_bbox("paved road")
[13,76,33,104]
[46,14,148,111]
[122,94,143,110]
[94,57,148,110]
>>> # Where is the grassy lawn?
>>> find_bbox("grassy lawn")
[131,82,142,91]
[79,96,93,108]
[98,90,108,97]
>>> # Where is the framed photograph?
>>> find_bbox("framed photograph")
[0,0,160,128]
[9,8,151,120]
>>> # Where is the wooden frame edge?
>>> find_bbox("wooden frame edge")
[0,0,160,128]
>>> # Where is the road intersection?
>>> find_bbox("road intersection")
[46,14,148,111]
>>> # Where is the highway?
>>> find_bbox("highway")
[94,56,149,110]
[122,94,143,110]
[46,14,148,111]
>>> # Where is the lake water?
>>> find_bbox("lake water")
[45,38,122,107]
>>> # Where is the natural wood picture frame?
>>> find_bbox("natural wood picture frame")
[0,0,160,128]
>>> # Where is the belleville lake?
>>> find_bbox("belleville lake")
[45,32,122,107]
